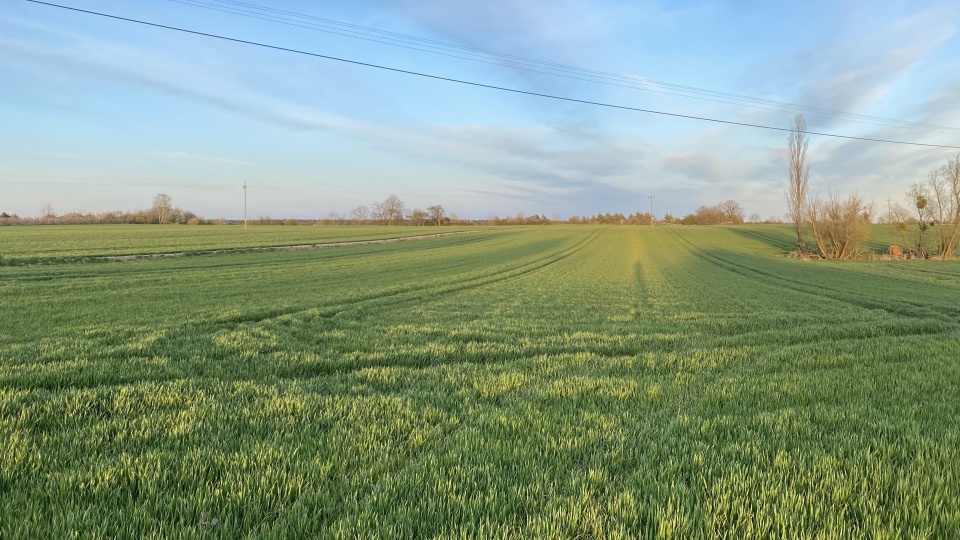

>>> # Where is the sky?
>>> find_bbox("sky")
[2,0,959,220]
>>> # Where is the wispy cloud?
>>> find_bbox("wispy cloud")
[662,154,720,183]
[362,0,612,53]
[746,3,958,132]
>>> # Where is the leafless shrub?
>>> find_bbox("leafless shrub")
[806,192,872,259]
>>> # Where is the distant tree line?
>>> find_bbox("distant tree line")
[1,191,786,230]
[678,200,746,225]
[1,194,217,226]
[485,214,553,226]
[0,190,763,228]
[342,196,468,226]
[562,202,777,226]
[342,197,757,227]
[567,211,653,225]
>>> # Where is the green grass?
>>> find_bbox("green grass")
[1,225,958,538]
[0,224,479,264]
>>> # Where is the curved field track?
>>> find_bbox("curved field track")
[99,230,483,262]
[0,224,484,264]
[1,225,959,538]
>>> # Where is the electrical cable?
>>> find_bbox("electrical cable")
[25,1,960,149]
[169,0,960,135]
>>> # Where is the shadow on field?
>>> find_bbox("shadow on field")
[725,226,795,252]
[728,224,912,256]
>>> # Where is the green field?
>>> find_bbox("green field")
[0,225,479,264]
[2,225,959,538]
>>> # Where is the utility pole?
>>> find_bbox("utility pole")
[243,181,248,230]
[648,191,654,226]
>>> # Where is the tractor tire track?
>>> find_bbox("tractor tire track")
[662,228,960,323]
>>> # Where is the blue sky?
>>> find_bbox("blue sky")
[2,0,959,220]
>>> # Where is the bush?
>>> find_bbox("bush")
[806,192,871,259]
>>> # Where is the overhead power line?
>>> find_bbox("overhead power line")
[26,1,960,150]
[168,0,960,136]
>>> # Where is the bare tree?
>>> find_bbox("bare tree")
[372,195,405,226]
[903,184,932,258]
[787,114,810,252]
[689,200,745,225]
[408,208,428,226]
[718,200,745,224]
[325,211,344,225]
[692,205,721,225]
[806,191,871,259]
[169,207,185,225]
[927,154,960,259]
[427,205,446,226]
[152,193,173,224]
[40,203,56,218]
[890,202,921,256]
[371,203,386,224]
[350,205,369,224]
